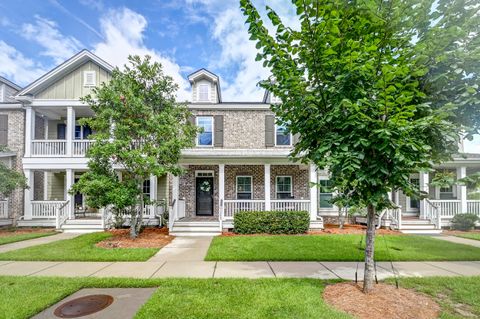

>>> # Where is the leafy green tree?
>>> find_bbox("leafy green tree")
[240,0,479,292]
[0,147,27,198]
[72,55,197,238]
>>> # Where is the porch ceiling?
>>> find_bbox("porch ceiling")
[35,106,94,120]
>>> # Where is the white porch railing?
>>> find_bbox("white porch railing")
[224,200,265,219]
[55,201,70,229]
[32,140,67,156]
[425,199,442,229]
[467,200,480,216]
[429,200,461,218]
[0,200,8,218]
[271,199,310,212]
[31,201,68,219]
[73,140,94,156]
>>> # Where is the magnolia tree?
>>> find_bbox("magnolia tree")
[72,56,197,238]
[240,0,479,292]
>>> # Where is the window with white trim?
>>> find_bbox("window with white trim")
[75,124,92,140]
[143,180,151,199]
[439,185,455,199]
[196,116,213,146]
[276,176,292,199]
[275,123,291,146]
[198,84,210,102]
[236,176,252,200]
[319,179,333,208]
[0,84,4,102]
[83,71,96,87]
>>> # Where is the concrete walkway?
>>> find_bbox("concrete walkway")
[148,236,213,262]
[0,260,479,279]
[435,235,480,248]
[0,232,80,253]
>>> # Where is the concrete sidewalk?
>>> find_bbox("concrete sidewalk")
[435,235,480,248]
[0,232,80,253]
[0,260,479,279]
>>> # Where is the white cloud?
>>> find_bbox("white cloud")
[464,135,480,154]
[185,0,298,101]
[0,41,46,86]
[21,15,83,64]
[93,7,191,101]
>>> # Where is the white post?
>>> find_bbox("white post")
[264,164,271,211]
[457,166,467,213]
[170,175,179,228]
[66,106,75,157]
[150,175,157,218]
[309,164,318,221]
[24,107,35,157]
[219,164,225,221]
[419,171,429,219]
[65,169,74,218]
[23,169,33,220]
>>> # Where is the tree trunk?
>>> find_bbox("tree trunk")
[130,181,144,239]
[363,204,376,293]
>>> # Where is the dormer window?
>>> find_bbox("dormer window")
[198,84,210,102]
[83,71,96,87]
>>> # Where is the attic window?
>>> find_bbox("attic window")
[83,71,96,87]
[198,84,210,102]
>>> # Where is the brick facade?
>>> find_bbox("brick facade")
[0,108,25,220]
[270,165,309,200]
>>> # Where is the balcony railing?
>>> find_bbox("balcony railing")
[0,200,8,218]
[32,140,66,156]
[31,140,94,157]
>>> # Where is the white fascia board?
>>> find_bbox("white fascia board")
[16,50,113,97]
[0,103,23,110]
[188,104,271,110]
[182,148,292,158]
[31,100,88,107]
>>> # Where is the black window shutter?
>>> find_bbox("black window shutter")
[214,115,224,147]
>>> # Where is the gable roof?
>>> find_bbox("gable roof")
[16,49,113,99]
[0,76,22,91]
[187,68,222,102]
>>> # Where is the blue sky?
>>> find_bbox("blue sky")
[0,0,478,152]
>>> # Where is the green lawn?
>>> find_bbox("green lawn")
[392,276,480,319]
[0,232,158,261]
[456,233,480,241]
[205,234,480,261]
[0,230,56,246]
[1,276,479,319]
[0,276,350,319]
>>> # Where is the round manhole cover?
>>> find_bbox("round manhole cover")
[54,294,114,318]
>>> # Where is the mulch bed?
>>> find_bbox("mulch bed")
[96,227,174,249]
[323,282,440,319]
[221,224,401,236]
[0,228,55,237]
[443,229,480,236]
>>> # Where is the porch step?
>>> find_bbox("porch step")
[61,219,104,233]
[400,219,442,234]
[170,221,221,236]
[309,220,324,229]
[17,219,55,227]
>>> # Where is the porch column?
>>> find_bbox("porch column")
[65,169,75,218]
[264,164,271,211]
[309,164,318,221]
[170,174,179,228]
[457,166,467,213]
[24,107,35,157]
[218,164,225,220]
[150,175,157,217]
[23,169,33,220]
[66,106,75,157]
[419,171,429,218]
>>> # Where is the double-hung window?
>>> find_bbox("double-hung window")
[196,116,213,146]
[75,125,92,140]
[275,123,291,146]
[276,176,292,199]
[236,176,252,200]
[439,185,455,199]
[198,84,210,102]
[143,180,151,200]
[319,179,333,208]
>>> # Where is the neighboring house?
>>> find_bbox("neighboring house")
[0,77,24,226]
[12,50,480,235]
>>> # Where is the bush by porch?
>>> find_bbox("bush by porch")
[205,234,480,262]
[234,210,310,234]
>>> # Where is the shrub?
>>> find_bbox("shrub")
[233,210,310,234]
[451,213,479,231]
